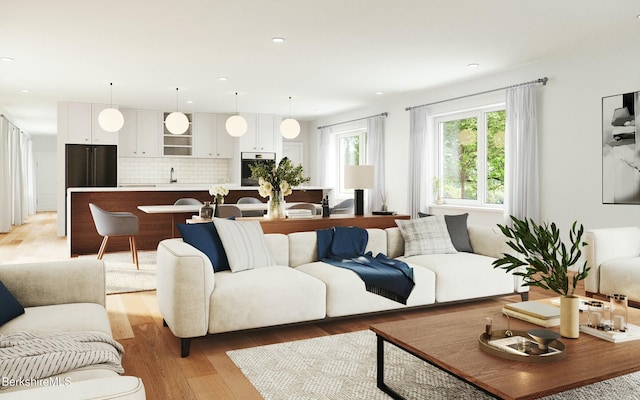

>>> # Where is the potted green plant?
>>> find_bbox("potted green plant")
[492,216,589,338]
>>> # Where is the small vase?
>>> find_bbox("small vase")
[200,201,213,219]
[213,198,220,218]
[267,191,286,219]
[560,295,580,338]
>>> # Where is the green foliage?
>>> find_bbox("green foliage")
[249,157,310,191]
[492,216,589,297]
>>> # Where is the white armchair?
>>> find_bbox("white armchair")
[584,227,640,303]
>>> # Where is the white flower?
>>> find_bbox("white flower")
[209,185,229,197]
[279,181,290,192]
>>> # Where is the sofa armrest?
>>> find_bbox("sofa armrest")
[156,239,215,339]
[0,259,105,308]
[584,227,640,294]
[0,376,145,400]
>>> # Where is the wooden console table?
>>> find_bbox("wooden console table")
[240,214,410,235]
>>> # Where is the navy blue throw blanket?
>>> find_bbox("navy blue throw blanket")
[317,226,415,304]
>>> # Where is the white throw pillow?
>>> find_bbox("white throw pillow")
[212,218,276,272]
[395,215,457,256]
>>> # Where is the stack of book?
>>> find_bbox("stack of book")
[502,301,561,327]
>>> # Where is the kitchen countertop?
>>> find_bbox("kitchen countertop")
[67,185,331,193]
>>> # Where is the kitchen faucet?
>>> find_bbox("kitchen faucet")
[170,167,177,183]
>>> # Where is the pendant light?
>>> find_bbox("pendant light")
[225,92,247,137]
[98,82,125,132]
[280,96,300,139]
[165,88,189,135]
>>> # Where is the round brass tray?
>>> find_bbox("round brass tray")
[478,329,566,363]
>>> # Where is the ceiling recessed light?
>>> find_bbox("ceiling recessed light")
[20,89,30,93]
[467,63,480,68]
[186,100,194,104]
[272,37,285,43]
[1,57,14,62]
[218,77,229,81]
[375,91,384,95]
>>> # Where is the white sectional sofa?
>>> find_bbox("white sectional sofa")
[157,219,527,357]
[584,226,640,303]
[0,259,146,399]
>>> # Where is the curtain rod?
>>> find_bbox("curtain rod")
[316,112,388,130]
[405,77,548,111]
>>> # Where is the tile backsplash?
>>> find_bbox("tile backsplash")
[119,157,230,185]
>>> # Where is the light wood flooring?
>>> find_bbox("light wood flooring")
[1,212,569,400]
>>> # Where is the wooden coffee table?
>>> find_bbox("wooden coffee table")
[370,302,640,400]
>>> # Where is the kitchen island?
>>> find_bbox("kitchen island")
[67,185,330,256]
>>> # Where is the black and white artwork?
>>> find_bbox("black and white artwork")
[602,91,640,204]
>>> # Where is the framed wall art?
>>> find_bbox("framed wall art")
[602,91,640,204]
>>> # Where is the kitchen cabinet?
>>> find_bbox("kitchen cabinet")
[119,109,161,157]
[163,112,193,156]
[59,102,119,145]
[193,113,235,158]
[239,113,282,153]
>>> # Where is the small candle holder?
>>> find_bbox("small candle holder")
[609,294,628,332]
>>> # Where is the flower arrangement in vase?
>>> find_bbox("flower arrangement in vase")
[209,185,229,218]
[492,216,589,338]
[249,157,310,219]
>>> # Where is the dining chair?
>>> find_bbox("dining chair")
[174,198,203,205]
[89,203,140,269]
[330,198,354,214]
[287,203,318,215]
[217,205,243,218]
[237,196,265,217]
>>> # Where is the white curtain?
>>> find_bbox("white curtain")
[408,107,429,218]
[317,126,334,188]
[0,117,11,232]
[504,84,540,223]
[366,115,385,213]
[11,125,26,225]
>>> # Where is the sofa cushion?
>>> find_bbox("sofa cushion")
[398,253,514,303]
[0,280,24,326]
[295,261,436,317]
[213,218,275,272]
[177,222,230,272]
[0,303,112,336]
[208,266,326,333]
[395,215,457,256]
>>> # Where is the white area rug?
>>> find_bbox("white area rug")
[80,251,156,295]
[227,330,640,400]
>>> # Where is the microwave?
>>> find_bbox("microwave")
[241,152,276,186]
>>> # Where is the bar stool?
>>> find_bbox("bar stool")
[89,203,140,269]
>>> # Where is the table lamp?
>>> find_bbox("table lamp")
[344,165,374,216]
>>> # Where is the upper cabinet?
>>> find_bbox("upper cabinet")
[239,113,282,153]
[193,113,235,158]
[119,109,161,157]
[59,102,119,145]
[163,112,193,156]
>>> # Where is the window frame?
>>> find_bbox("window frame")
[334,128,367,197]
[433,104,505,209]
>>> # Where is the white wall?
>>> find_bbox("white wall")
[309,34,640,232]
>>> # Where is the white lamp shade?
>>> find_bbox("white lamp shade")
[165,111,189,135]
[344,165,375,189]
[98,108,124,132]
[280,118,301,139]
[226,115,247,137]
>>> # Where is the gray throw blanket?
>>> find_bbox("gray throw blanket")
[0,331,124,387]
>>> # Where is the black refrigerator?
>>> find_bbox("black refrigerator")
[65,144,118,188]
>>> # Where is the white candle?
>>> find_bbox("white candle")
[614,315,625,331]
[591,311,602,327]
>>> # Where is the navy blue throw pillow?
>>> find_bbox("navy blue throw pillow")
[0,280,25,326]
[177,222,230,272]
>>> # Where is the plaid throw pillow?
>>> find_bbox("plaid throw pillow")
[395,215,457,256]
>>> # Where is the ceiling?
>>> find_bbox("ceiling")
[1,0,639,136]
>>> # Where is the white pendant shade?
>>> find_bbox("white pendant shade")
[226,114,247,137]
[165,111,189,135]
[280,118,300,139]
[98,107,124,132]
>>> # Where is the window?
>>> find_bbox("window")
[335,129,367,196]
[435,106,505,206]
